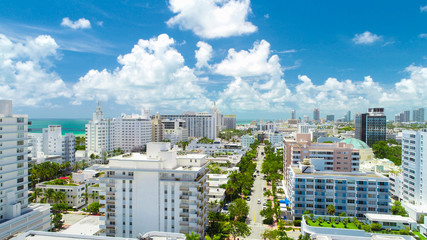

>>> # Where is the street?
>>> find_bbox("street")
[245,145,267,240]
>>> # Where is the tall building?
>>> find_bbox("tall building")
[39,125,75,163]
[346,111,352,122]
[403,110,410,122]
[326,115,334,122]
[85,102,113,154]
[160,112,216,139]
[399,129,427,220]
[112,112,152,153]
[313,108,320,122]
[303,115,309,122]
[286,160,390,219]
[163,119,188,146]
[151,113,164,142]
[0,100,51,238]
[355,108,386,147]
[291,109,296,120]
[223,115,236,130]
[211,103,223,137]
[413,108,425,122]
[100,142,209,238]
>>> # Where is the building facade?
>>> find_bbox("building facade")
[287,160,390,219]
[413,108,425,123]
[223,115,236,130]
[313,108,320,122]
[163,119,188,146]
[160,112,216,139]
[99,143,209,238]
[326,115,335,122]
[355,108,386,147]
[112,113,152,153]
[86,102,113,154]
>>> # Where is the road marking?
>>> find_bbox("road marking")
[253,210,256,222]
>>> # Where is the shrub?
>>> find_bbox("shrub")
[371,223,382,231]
[294,220,301,227]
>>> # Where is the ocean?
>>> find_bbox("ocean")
[29,119,254,136]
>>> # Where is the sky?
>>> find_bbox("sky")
[1,0,427,120]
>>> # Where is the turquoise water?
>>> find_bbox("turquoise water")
[29,119,255,136]
[29,119,89,136]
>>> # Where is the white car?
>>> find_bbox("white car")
[257,199,261,204]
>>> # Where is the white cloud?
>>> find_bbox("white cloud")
[166,0,257,39]
[195,41,213,69]
[353,31,382,45]
[61,17,91,29]
[0,34,71,106]
[215,40,292,112]
[421,5,427,12]
[419,33,427,39]
[264,14,270,19]
[73,34,212,111]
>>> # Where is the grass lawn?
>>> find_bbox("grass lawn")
[306,219,359,230]
[414,231,427,240]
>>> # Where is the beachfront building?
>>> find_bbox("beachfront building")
[99,142,209,238]
[223,115,236,130]
[0,100,51,238]
[287,159,390,219]
[112,112,152,153]
[86,102,113,154]
[159,112,217,140]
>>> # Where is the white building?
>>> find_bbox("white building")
[86,102,113,154]
[160,112,217,139]
[241,134,255,149]
[112,112,152,153]
[207,173,228,210]
[163,119,188,146]
[187,139,245,156]
[297,123,317,134]
[36,180,87,209]
[398,129,427,220]
[0,100,51,238]
[99,142,209,238]
[268,132,284,148]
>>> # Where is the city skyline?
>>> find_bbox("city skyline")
[1,1,427,119]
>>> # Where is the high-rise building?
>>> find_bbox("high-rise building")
[313,108,320,122]
[0,100,51,238]
[413,108,425,122]
[291,109,296,120]
[398,129,427,220]
[303,115,309,122]
[346,111,351,122]
[223,115,236,130]
[160,112,216,139]
[39,125,75,163]
[326,115,334,122]
[112,112,152,153]
[404,110,410,122]
[100,142,209,238]
[211,103,223,137]
[152,113,164,142]
[85,102,113,154]
[355,108,386,147]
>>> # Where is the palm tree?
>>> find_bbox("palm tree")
[53,191,66,204]
[327,204,336,215]
[34,188,42,202]
[185,232,200,240]
[44,189,55,203]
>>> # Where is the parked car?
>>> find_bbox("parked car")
[246,197,250,201]
[257,199,261,204]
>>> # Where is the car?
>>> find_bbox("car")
[257,199,261,204]
[263,202,266,206]
[246,197,250,201]
[263,187,266,192]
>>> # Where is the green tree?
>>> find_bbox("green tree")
[327,204,336,215]
[229,221,251,240]
[391,201,408,217]
[52,213,64,230]
[228,198,249,221]
[185,231,200,240]
[44,189,55,203]
[53,191,66,204]
[371,223,382,231]
[87,202,101,214]
[33,188,42,202]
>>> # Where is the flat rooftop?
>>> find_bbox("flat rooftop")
[177,154,206,159]
[109,152,162,162]
[291,166,385,179]
[365,213,416,224]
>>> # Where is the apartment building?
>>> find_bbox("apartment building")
[99,142,209,238]
[287,159,390,220]
[163,119,188,146]
[0,100,51,238]
[152,113,163,142]
[413,108,425,123]
[268,131,284,148]
[223,115,236,130]
[284,135,360,172]
[36,180,87,208]
[112,112,152,153]
[160,112,217,139]
[241,134,255,149]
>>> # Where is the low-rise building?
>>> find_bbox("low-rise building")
[241,135,255,149]
[287,159,390,219]
[365,213,417,231]
[36,178,87,208]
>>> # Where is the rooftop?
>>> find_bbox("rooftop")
[340,138,370,150]
[291,166,385,179]
[365,213,416,224]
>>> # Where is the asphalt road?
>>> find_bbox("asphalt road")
[245,145,267,240]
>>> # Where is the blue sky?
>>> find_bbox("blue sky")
[1,0,427,120]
